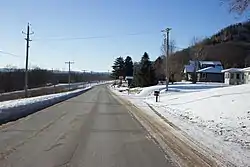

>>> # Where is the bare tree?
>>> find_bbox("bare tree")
[189,37,207,84]
[223,0,250,14]
[245,54,250,67]
[161,39,176,56]
[5,65,17,71]
[161,39,176,84]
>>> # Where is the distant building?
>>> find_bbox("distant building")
[183,60,223,82]
[222,68,244,85]
[197,66,224,83]
[125,76,133,87]
[242,67,250,84]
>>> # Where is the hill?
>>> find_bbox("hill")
[154,21,250,81]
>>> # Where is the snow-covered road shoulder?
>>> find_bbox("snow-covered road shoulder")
[0,87,92,125]
[110,83,250,167]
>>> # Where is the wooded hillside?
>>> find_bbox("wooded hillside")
[154,21,250,81]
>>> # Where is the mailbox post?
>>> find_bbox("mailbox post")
[154,90,160,102]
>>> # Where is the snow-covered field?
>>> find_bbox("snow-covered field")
[110,82,250,167]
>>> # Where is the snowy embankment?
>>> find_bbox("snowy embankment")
[146,84,250,166]
[110,83,250,166]
[127,82,226,97]
[0,86,92,125]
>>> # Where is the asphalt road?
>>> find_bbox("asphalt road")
[0,85,176,167]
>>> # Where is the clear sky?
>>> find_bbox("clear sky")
[0,0,247,72]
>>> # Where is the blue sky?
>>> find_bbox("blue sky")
[0,0,247,72]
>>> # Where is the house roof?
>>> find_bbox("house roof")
[197,66,223,73]
[221,68,243,73]
[125,76,133,80]
[199,61,222,66]
[183,65,195,73]
[189,60,222,66]
[241,67,250,72]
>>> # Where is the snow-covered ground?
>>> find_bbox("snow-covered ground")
[0,81,107,111]
[0,80,111,125]
[110,82,250,167]
[117,82,227,97]
[0,87,91,110]
[0,86,93,125]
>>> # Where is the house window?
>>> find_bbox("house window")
[236,73,240,79]
[230,73,234,79]
[202,73,206,79]
[225,73,229,78]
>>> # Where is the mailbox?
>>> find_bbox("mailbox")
[154,90,160,96]
[154,90,160,102]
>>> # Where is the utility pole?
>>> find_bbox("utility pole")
[22,23,34,97]
[82,70,87,87]
[52,68,56,93]
[65,61,74,90]
[161,28,171,91]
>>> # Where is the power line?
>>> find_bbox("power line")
[32,31,159,41]
[0,50,21,58]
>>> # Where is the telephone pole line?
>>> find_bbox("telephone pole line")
[65,61,74,90]
[22,23,34,97]
[161,28,171,91]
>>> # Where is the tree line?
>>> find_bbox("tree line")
[111,52,158,87]
[0,67,110,93]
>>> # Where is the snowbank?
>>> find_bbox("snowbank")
[136,82,227,97]
[0,87,92,125]
[146,84,250,166]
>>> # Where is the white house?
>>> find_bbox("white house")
[242,67,250,84]
[222,68,244,85]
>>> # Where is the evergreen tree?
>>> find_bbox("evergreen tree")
[111,57,125,79]
[124,56,134,76]
[136,52,157,87]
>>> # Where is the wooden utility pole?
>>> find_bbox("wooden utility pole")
[161,28,171,91]
[52,68,56,93]
[65,61,74,90]
[22,23,34,97]
[82,70,87,87]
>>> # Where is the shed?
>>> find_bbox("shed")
[242,67,250,84]
[222,68,244,85]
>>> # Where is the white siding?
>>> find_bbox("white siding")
[224,72,244,85]
[224,72,230,84]
[245,72,250,84]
